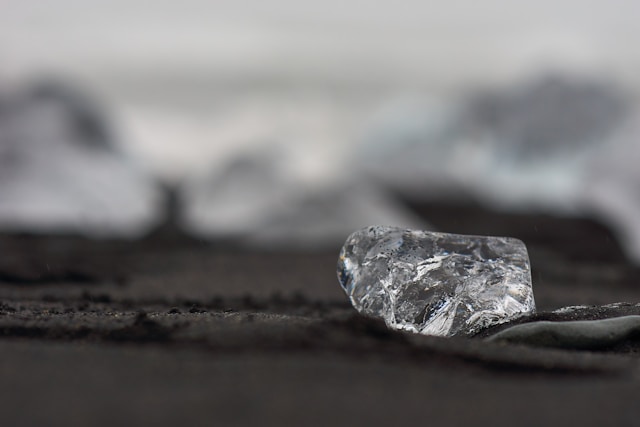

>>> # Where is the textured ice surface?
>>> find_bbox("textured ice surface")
[338,226,535,337]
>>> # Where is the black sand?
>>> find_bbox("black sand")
[1,203,640,426]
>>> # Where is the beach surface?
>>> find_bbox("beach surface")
[1,203,640,426]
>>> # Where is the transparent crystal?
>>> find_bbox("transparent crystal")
[337,226,535,337]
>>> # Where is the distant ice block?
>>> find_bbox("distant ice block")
[465,75,626,161]
[464,76,628,212]
[181,150,427,248]
[0,81,163,237]
[246,182,427,248]
[580,113,640,263]
[357,76,629,212]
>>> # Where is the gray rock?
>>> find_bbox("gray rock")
[486,315,640,350]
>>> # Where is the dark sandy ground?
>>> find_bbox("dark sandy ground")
[1,202,640,426]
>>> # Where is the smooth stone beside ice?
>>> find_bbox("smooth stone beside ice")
[486,316,640,350]
[338,226,535,337]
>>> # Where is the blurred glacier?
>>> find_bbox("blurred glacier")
[3,73,640,261]
[0,81,163,237]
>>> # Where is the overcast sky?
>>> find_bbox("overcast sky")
[2,0,639,90]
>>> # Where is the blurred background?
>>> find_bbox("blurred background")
[1,0,640,261]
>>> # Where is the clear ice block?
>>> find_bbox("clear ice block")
[338,226,535,337]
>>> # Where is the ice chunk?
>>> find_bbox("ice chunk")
[338,226,535,336]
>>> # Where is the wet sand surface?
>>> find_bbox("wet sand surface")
[1,203,640,426]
